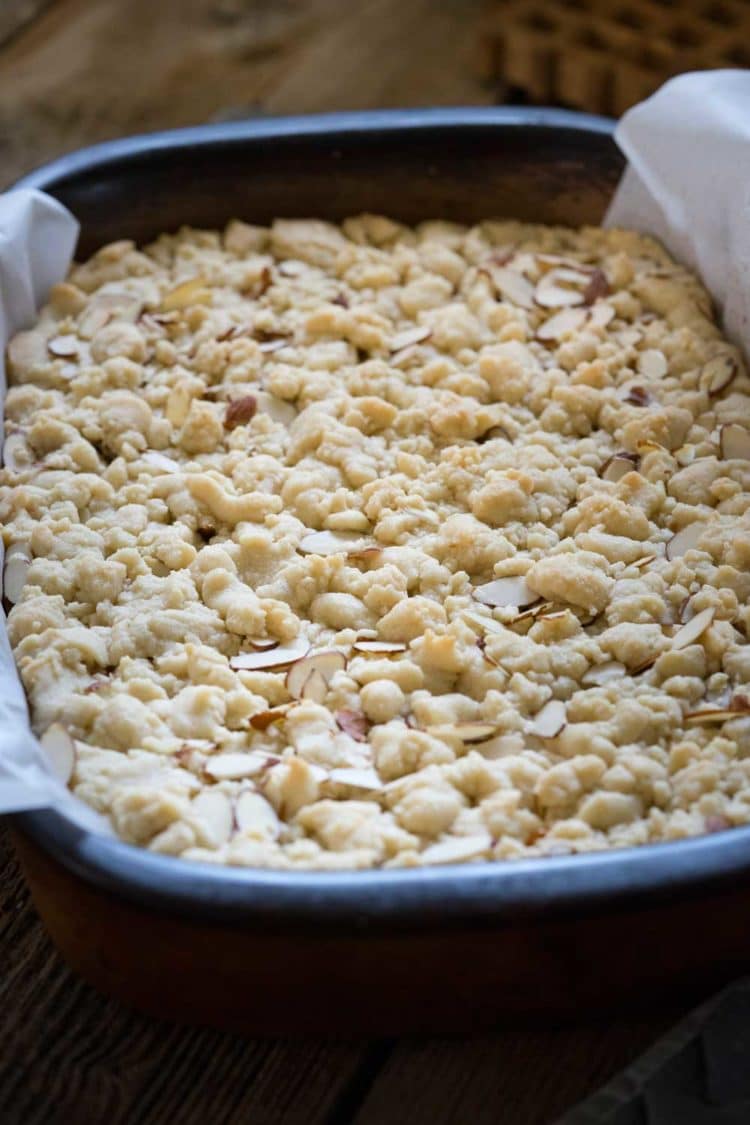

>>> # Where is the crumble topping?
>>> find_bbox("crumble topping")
[2,215,750,869]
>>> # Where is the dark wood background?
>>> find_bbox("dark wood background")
[0,2,694,1121]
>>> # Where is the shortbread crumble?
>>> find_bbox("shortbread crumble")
[2,215,750,869]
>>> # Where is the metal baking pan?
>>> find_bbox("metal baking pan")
[8,108,750,1033]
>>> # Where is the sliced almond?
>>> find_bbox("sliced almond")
[666,523,707,561]
[78,305,112,339]
[672,606,715,650]
[474,575,537,609]
[230,636,309,671]
[536,307,587,341]
[2,433,31,473]
[258,337,290,354]
[286,650,347,701]
[352,640,407,654]
[490,267,535,309]
[588,302,615,330]
[622,385,652,407]
[335,709,369,741]
[600,452,639,482]
[583,268,610,305]
[701,355,737,397]
[390,325,431,352]
[637,349,668,379]
[720,423,750,460]
[420,834,492,866]
[684,709,747,726]
[527,699,566,739]
[205,752,274,780]
[510,601,555,626]
[328,766,383,791]
[247,637,280,652]
[535,267,589,308]
[47,334,79,358]
[3,543,31,605]
[347,546,383,563]
[7,329,48,374]
[224,395,257,430]
[582,661,626,687]
[299,530,368,556]
[427,722,501,744]
[39,723,76,784]
[250,707,290,731]
[162,277,212,311]
[254,391,297,425]
[235,790,281,838]
[193,789,233,846]
[141,450,180,473]
[632,554,657,569]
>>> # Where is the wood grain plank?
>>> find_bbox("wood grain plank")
[351,1021,679,1125]
[0,826,368,1125]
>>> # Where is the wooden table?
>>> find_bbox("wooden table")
[0,3,690,1121]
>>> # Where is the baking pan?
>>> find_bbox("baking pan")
[8,108,750,1033]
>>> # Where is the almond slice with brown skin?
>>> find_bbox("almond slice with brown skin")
[527,699,567,739]
[490,267,535,309]
[286,650,347,701]
[193,789,233,846]
[335,709,369,741]
[352,640,407,654]
[390,325,431,352]
[672,606,715,650]
[224,395,257,430]
[666,523,707,560]
[246,637,280,652]
[535,267,589,308]
[250,707,290,731]
[47,334,79,358]
[230,636,309,671]
[600,452,639,482]
[39,723,76,784]
[420,834,492,866]
[141,451,180,472]
[162,277,211,311]
[3,542,31,605]
[299,530,368,556]
[474,575,537,609]
[684,709,746,726]
[235,790,281,839]
[583,269,610,305]
[536,307,587,342]
[328,767,383,791]
[427,722,501,744]
[582,661,626,687]
[720,423,750,460]
[701,355,737,397]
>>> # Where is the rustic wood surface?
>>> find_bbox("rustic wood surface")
[0,3,694,1122]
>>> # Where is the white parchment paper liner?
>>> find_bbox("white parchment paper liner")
[1,71,749,828]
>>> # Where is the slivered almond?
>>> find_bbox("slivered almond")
[235,790,281,838]
[390,325,431,352]
[666,523,707,560]
[162,278,212,311]
[193,790,233,846]
[254,391,297,425]
[600,452,639,482]
[490,267,535,309]
[672,606,715,650]
[47,334,79,358]
[39,723,76,784]
[335,709,369,741]
[352,640,407,654]
[474,575,537,609]
[299,530,368,555]
[141,451,180,472]
[428,722,501,744]
[701,355,737,397]
[2,433,30,472]
[3,543,31,605]
[528,700,566,738]
[535,267,589,308]
[536,307,587,341]
[720,423,750,460]
[286,650,347,701]
[582,661,626,687]
[205,752,274,780]
[230,636,309,671]
[328,767,383,790]
[421,835,492,865]
[637,349,668,379]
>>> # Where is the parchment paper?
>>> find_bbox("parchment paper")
[1,71,749,824]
